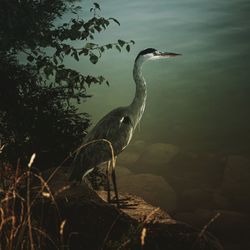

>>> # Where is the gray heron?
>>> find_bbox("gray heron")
[69,48,181,204]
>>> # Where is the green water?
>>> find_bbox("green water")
[69,0,250,153]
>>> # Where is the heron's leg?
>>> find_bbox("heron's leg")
[111,168,119,203]
[106,161,111,202]
[109,158,138,209]
[111,157,119,205]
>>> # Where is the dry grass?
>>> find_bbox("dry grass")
[0,153,63,250]
[0,138,117,250]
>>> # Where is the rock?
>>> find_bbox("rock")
[143,222,222,250]
[133,143,179,174]
[117,172,177,212]
[221,155,250,211]
[36,167,223,250]
[97,191,174,224]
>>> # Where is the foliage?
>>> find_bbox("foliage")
[0,0,134,167]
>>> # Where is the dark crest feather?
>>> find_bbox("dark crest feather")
[135,48,157,61]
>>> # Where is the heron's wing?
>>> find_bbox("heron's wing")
[69,107,134,181]
[85,107,134,151]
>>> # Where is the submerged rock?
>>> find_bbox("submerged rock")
[222,155,250,194]
[179,188,214,211]
[116,165,132,176]
[116,140,147,167]
[212,193,230,210]
[174,209,250,250]
[174,209,213,228]
[127,139,147,152]
[166,152,225,192]
[133,143,179,174]
[117,172,177,212]
[118,151,140,166]
[221,155,250,211]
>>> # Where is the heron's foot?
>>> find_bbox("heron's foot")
[109,197,130,203]
[109,197,139,209]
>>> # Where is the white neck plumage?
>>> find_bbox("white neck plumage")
[129,57,147,128]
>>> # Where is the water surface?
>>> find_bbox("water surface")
[68,0,250,153]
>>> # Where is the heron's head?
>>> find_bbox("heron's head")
[135,48,181,63]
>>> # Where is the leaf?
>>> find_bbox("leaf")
[44,66,53,78]
[53,56,58,65]
[106,81,110,86]
[118,39,125,47]
[81,31,88,39]
[86,75,97,86]
[115,45,121,52]
[72,51,79,61]
[95,26,102,32]
[130,40,135,44]
[106,44,112,49]
[79,48,88,56]
[64,47,71,55]
[109,18,120,26]
[93,3,101,10]
[98,75,105,83]
[27,55,34,62]
[89,54,98,64]
[55,71,61,83]
[74,53,79,61]
[126,44,130,52]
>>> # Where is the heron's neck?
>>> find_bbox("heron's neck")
[129,59,147,127]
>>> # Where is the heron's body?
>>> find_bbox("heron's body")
[69,48,180,202]
[69,106,135,182]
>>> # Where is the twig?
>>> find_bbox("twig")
[192,212,221,248]
[199,212,221,239]
[27,168,35,250]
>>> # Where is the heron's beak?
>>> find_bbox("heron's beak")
[157,52,182,57]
